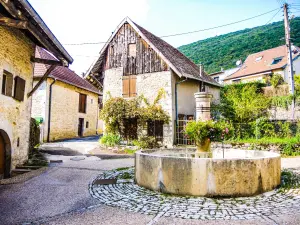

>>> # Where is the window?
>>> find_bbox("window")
[79,93,87,113]
[1,71,13,96]
[122,75,136,98]
[199,82,206,92]
[232,79,241,83]
[14,76,26,101]
[86,121,89,128]
[128,44,136,57]
[272,57,283,65]
[213,76,220,82]
[147,120,164,142]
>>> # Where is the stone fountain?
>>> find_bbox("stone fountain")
[135,92,281,197]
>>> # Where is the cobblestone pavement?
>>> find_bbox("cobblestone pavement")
[89,168,300,222]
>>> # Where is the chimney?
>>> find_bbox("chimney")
[199,64,204,77]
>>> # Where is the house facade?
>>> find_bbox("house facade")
[0,0,72,178]
[85,18,221,146]
[32,48,100,142]
[224,45,300,84]
[209,67,240,84]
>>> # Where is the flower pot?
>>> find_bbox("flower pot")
[196,138,211,152]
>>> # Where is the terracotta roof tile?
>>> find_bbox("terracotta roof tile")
[225,45,300,80]
[34,47,100,94]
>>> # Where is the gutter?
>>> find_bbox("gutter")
[175,77,188,126]
[47,78,56,142]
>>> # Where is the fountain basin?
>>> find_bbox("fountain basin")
[135,149,281,197]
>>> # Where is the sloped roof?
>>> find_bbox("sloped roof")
[86,18,220,87]
[0,0,73,64]
[225,45,300,80]
[34,47,100,94]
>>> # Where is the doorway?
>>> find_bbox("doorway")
[0,134,5,179]
[0,130,11,179]
[78,118,84,137]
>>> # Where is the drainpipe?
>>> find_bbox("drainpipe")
[47,78,56,142]
[175,77,188,126]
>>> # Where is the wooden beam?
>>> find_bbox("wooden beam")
[30,57,63,66]
[0,0,21,18]
[0,14,28,29]
[27,65,56,97]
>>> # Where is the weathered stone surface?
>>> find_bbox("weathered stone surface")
[135,149,281,197]
[0,26,35,170]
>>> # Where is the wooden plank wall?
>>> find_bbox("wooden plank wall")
[105,23,168,75]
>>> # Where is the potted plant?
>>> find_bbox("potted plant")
[185,120,232,152]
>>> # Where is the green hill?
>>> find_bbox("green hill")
[178,17,300,74]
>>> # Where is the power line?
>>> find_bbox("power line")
[64,8,280,46]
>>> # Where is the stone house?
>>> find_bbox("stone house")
[0,0,72,179]
[32,47,100,142]
[85,18,221,146]
[224,45,300,84]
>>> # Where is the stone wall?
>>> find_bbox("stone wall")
[103,68,175,146]
[32,79,99,142]
[0,26,35,169]
[137,71,174,147]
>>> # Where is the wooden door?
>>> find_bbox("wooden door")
[78,118,84,137]
[0,135,5,179]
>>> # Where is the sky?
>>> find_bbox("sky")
[28,0,300,75]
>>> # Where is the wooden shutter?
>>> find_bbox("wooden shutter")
[129,75,137,97]
[122,76,130,98]
[79,93,87,113]
[3,71,13,97]
[14,76,26,101]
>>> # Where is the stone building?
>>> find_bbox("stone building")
[0,0,72,179]
[85,18,221,146]
[32,47,100,142]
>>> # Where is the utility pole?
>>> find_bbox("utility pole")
[283,3,295,120]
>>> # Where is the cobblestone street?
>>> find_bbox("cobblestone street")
[0,137,299,224]
[90,167,300,223]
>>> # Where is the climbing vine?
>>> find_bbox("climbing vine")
[100,88,170,139]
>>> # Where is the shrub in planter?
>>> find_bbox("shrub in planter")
[185,120,233,152]
[132,136,160,149]
[100,133,121,147]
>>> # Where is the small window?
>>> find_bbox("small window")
[272,57,283,65]
[14,76,26,101]
[91,99,93,104]
[122,75,136,98]
[79,93,87,113]
[1,71,13,96]
[128,44,136,57]
[232,79,241,83]
[86,121,89,128]
[213,76,219,82]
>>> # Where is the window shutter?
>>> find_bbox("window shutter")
[14,76,26,101]
[4,72,14,97]
[79,93,87,113]
[122,76,130,98]
[129,75,137,97]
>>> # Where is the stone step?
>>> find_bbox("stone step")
[11,169,32,177]
[16,165,43,170]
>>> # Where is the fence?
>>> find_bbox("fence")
[175,119,299,145]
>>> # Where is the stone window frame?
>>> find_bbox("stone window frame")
[1,70,14,97]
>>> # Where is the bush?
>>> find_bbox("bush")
[132,136,160,149]
[270,73,284,88]
[100,133,121,147]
